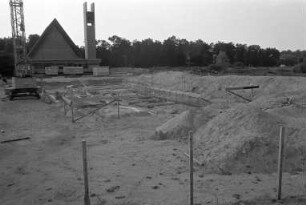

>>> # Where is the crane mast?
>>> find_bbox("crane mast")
[9,0,30,77]
[6,0,39,101]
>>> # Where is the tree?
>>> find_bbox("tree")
[262,48,280,66]
[188,40,212,66]
[280,50,305,66]
[247,45,261,66]
[216,50,230,66]
[161,36,179,66]
[234,44,248,65]
[0,37,14,76]
[27,34,40,52]
[133,38,163,67]
[108,35,132,66]
[213,42,235,64]
[96,40,111,66]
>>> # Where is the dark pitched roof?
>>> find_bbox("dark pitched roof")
[28,18,82,58]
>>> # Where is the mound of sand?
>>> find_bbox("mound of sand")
[155,110,194,140]
[132,72,306,174]
[250,90,306,110]
[194,104,305,174]
[131,71,306,101]
[154,104,227,140]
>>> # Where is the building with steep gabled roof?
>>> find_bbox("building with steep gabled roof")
[28,17,100,74]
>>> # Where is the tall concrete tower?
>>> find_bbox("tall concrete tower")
[83,2,96,60]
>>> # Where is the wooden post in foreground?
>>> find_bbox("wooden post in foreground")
[70,89,74,123]
[71,101,74,123]
[277,126,285,200]
[82,140,90,205]
[117,94,120,119]
[189,131,194,205]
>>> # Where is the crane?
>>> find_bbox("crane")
[10,0,29,77]
[6,0,39,100]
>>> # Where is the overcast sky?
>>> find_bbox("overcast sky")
[0,0,305,51]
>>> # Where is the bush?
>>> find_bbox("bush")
[233,61,245,68]
[293,62,306,73]
[301,62,306,73]
[207,64,226,73]
[0,53,14,76]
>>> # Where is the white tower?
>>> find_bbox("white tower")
[83,2,96,60]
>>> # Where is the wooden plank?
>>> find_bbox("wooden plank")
[1,137,30,144]
[226,90,252,102]
[225,85,259,91]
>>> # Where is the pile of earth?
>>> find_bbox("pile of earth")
[133,72,306,174]
[193,104,306,174]
[131,71,306,101]
[154,104,227,140]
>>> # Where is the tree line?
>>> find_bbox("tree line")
[95,35,284,68]
[0,34,40,76]
[0,34,305,76]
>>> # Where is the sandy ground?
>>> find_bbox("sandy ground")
[0,75,305,205]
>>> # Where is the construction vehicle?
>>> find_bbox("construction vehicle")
[5,0,40,100]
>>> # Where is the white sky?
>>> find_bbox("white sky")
[0,0,305,51]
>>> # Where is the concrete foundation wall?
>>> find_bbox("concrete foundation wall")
[63,66,84,75]
[45,66,59,75]
[128,83,210,107]
[93,66,109,76]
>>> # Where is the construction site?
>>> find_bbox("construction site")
[0,1,306,205]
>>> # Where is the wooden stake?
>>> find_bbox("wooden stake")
[277,126,285,200]
[71,89,74,123]
[117,94,120,119]
[71,102,74,123]
[82,140,90,205]
[63,103,66,114]
[189,131,194,205]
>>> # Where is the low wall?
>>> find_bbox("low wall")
[128,82,210,107]
[45,66,59,75]
[63,66,84,75]
[93,66,109,76]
